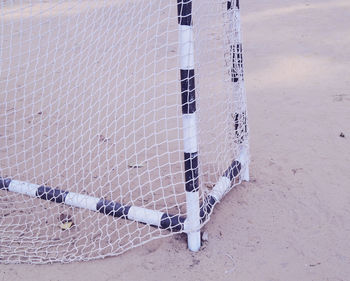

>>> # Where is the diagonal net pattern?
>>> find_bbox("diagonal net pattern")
[0,0,248,263]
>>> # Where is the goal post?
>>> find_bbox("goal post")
[177,0,201,252]
[0,0,249,263]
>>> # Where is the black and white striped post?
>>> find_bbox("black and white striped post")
[199,159,241,223]
[0,153,244,234]
[0,177,186,231]
[227,0,249,181]
[177,0,201,251]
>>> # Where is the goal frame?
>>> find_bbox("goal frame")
[0,0,248,254]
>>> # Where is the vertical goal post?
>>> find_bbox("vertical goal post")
[0,0,248,263]
[177,0,201,252]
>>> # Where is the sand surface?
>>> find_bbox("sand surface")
[1,0,350,280]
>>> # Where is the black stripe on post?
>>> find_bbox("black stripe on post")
[180,69,196,114]
[184,152,199,192]
[231,43,243,83]
[160,213,185,231]
[223,160,241,181]
[233,111,248,143]
[177,0,192,26]
[227,0,239,10]
[96,199,130,218]
[36,186,69,204]
[0,177,11,190]
[199,195,217,223]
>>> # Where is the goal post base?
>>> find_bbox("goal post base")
[238,145,250,182]
[0,177,185,232]
[0,154,248,248]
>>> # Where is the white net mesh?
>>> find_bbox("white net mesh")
[0,0,248,263]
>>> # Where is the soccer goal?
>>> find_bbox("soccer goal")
[0,0,248,263]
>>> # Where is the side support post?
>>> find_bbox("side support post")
[227,0,249,181]
[177,0,201,251]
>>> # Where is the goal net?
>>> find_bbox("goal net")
[0,0,248,263]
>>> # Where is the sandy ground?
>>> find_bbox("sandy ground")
[1,0,350,280]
